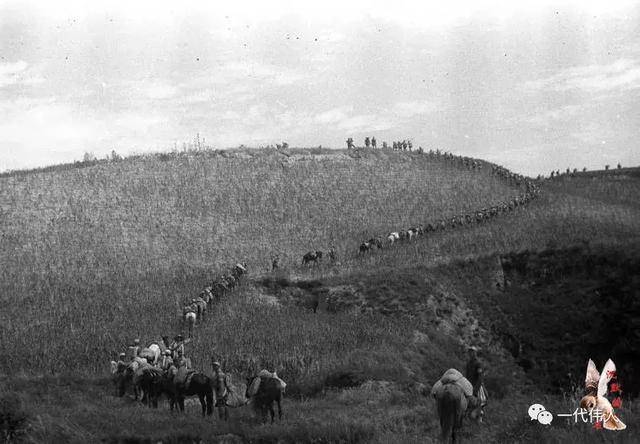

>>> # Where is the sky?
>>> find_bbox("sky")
[1,0,639,176]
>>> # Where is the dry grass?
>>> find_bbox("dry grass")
[0,149,518,376]
[1,151,639,443]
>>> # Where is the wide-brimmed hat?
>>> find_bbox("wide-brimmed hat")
[164,350,172,355]
[133,339,140,344]
[174,334,183,341]
[211,361,221,367]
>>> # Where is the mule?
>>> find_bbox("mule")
[161,372,214,417]
[211,281,227,300]
[302,251,322,265]
[191,297,207,319]
[116,360,148,402]
[183,308,197,337]
[246,376,283,423]
[232,262,247,279]
[136,367,165,408]
[223,274,237,289]
[435,383,485,443]
[201,287,213,304]
[368,238,383,249]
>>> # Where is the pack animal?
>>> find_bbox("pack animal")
[246,376,284,423]
[302,251,323,265]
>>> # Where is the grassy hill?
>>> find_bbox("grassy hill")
[1,149,639,443]
[0,148,520,375]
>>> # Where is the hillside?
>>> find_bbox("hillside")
[0,148,522,374]
[1,150,639,443]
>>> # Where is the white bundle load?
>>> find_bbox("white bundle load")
[258,369,287,392]
[431,368,473,399]
[247,376,262,397]
[225,381,249,408]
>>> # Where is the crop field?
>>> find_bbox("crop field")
[1,151,639,443]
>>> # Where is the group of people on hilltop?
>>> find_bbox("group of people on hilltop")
[347,137,377,149]
[392,140,413,151]
[547,163,623,179]
[345,137,416,151]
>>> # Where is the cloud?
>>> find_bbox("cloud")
[0,98,111,171]
[113,111,165,132]
[525,58,640,93]
[314,100,435,132]
[215,62,306,86]
[527,104,583,125]
[143,82,179,99]
[338,113,394,132]
[315,107,349,124]
[0,60,45,88]
[391,100,436,118]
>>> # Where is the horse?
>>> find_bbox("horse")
[116,359,149,401]
[302,251,322,265]
[223,274,237,290]
[201,287,213,304]
[434,383,486,443]
[246,376,284,423]
[191,297,207,320]
[232,262,247,279]
[368,237,383,249]
[135,367,165,408]
[161,371,214,417]
[211,281,227,300]
[183,307,197,337]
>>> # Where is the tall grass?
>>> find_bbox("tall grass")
[0,149,518,376]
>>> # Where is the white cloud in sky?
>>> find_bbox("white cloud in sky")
[314,101,435,133]
[0,61,28,87]
[0,60,45,88]
[526,58,640,93]
[392,101,436,118]
[315,107,349,124]
[143,82,180,100]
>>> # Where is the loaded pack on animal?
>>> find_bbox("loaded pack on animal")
[246,370,287,423]
[431,368,487,443]
[302,250,323,265]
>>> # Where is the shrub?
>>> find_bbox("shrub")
[0,392,29,442]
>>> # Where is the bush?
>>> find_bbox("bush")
[0,392,29,442]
